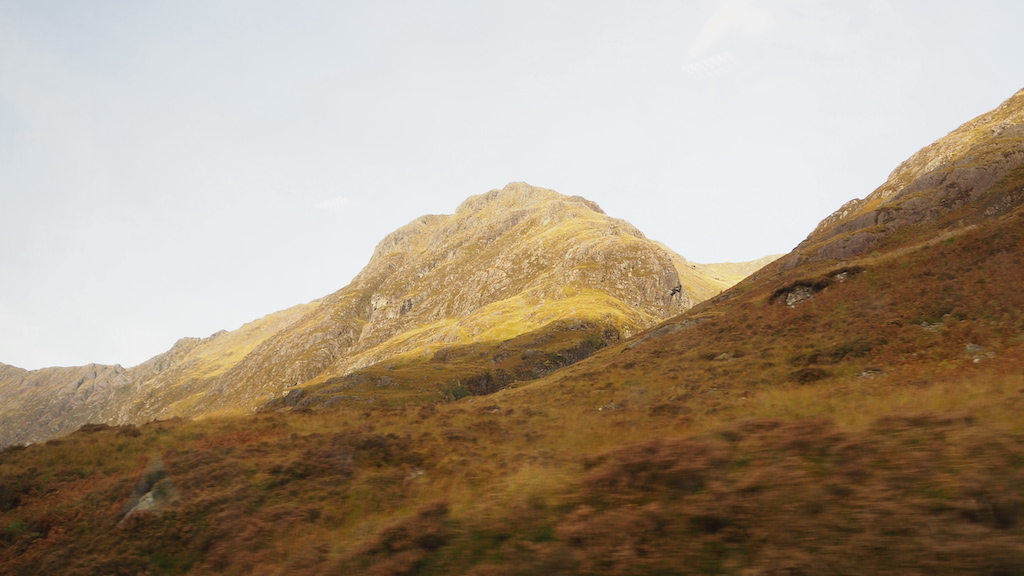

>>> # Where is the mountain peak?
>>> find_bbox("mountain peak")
[0,184,771,446]
[787,87,1024,266]
[233,185,698,401]
[456,182,606,216]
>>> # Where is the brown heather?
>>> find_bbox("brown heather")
[2,88,1024,574]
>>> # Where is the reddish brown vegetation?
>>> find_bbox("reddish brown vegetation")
[2,165,1023,574]
[5,405,1024,575]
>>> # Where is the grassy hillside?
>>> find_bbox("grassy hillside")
[3,92,1024,574]
[3,176,1024,575]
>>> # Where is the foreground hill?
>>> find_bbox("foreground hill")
[0,184,765,448]
[2,90,1023,575]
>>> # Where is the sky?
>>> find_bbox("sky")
[1,0,1023,370]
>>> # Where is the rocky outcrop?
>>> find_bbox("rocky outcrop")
[117,457,178,527]
[787,88,1024,267]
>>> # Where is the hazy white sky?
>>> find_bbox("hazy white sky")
[2,0,1022,370]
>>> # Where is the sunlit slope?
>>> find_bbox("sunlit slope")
[107,302,320,422]
[699,253,783,285]
[193,183,755,414]
[505,199,1024,423]
[0,183,768,445]
[4,198,1024,573]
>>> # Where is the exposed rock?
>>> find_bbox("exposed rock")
[770,279,830,307]
[0,304,315,448]
[769,267,865,307]
[965,343,996,363]
[0,363,134,448]
[118,457,178,527]
[858,367,884,379]
[785,286,816,307]
[283,387,307,407]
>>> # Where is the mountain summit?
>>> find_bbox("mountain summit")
[0,183,770,446]
[210,183,696,399]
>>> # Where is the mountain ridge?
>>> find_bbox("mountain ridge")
[787,87,1024,267]
[0,184,773,447]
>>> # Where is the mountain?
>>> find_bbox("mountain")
[0,362,131,447]
[0,303,316,448]
[4,90,1022,575]
[787,87,1024,267]
[550,89,1024,426]
[0,183,771,447]
[199,183,729,412]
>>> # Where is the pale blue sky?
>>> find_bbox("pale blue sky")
[2,0,1022,369]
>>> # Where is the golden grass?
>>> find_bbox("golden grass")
[742,372,1024,430]
[170,302,317,380]
[4,351,1024,574]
